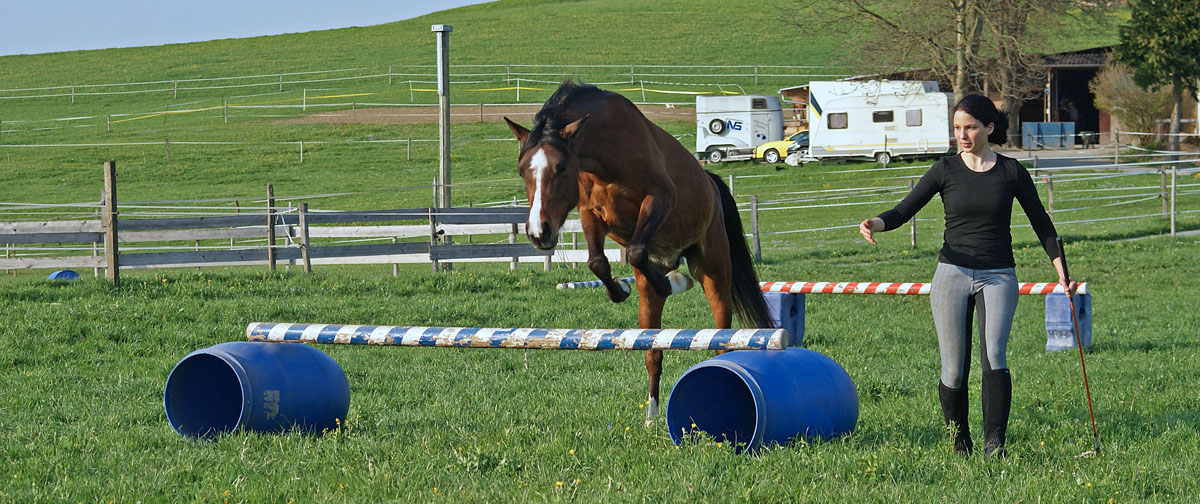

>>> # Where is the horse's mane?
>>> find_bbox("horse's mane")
[523,80,606,152]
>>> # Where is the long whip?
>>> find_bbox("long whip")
[1057,237,1100,457]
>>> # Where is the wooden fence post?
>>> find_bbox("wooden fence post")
[298,202,312,273]
[751,194,761,263]
[102,161,120,286]
[267,184,277,271]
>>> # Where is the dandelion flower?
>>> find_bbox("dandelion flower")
[556,481,564,487]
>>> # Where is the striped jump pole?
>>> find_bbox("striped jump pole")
[556,277,636,290]
[246,322,789,351]
[760,281,1089,296]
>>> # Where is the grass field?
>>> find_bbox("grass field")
[7,1,1200,502]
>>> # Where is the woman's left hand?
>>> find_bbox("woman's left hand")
[1059,277,1079,297]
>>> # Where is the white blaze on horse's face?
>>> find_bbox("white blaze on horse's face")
[527,148,550,240]
[519,144,574,250]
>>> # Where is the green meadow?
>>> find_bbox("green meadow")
[5,1,1200,502]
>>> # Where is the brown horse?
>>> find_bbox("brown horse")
[505,81,774,425]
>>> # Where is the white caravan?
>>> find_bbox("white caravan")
[792,80,952,164]
[695,95,784,163]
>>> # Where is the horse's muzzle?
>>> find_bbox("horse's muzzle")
[528,222,558,250]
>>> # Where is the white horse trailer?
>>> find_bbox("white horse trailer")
[797,80,952,164]
[695,95,784,163]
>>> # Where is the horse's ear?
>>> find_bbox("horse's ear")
[504,117,530,144]
[559,114,590,139]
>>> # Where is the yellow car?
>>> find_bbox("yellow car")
[755,131,808,164]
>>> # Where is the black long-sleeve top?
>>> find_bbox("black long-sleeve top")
[877,154,1061,269]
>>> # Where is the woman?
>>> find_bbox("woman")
[858,94,1077,458]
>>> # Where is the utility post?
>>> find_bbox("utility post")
[433,24,453,211]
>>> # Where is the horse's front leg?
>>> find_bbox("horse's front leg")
[580,211,630,303]
[626,194,675,298]
[636,273,667,427]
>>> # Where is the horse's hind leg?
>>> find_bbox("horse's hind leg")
[685,241,735,353]
[635,273,667,427]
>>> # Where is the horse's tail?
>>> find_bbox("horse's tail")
[706,171,776,329]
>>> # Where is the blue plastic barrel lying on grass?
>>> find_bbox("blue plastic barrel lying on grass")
[164,342,349,438]
[666,347,857,453]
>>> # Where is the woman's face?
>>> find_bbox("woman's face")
[953,110,994,155]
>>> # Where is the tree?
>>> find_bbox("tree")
[1089,64,1174,146]
[786,0,984,102]
[1115,0,1200,154]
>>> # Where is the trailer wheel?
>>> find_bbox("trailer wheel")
[763,149,780,164]
[708,119,726,135]
[707,149,724,163]
[875,152,891,165]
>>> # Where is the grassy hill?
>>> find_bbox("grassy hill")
[0,0,1125,210]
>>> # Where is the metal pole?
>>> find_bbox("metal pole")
[267,184,277,272]
[728,174,734,196]
[1045,175,1054,220]
[909,180,916,248]
[751,195,761,262]
[388,64,392,85]
[1162,169,1168,217]
[1171,167,1177,236]
[433,24,453,210]
[298,203,312,274]
[299,141,304,163]
[223,98,227,124]
[303,89,307,112]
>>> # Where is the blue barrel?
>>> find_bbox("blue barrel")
[666,347,857,452]
[164,342,349,438]
[48,269,80,281]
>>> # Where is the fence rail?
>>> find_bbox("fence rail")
[0,163,624,282]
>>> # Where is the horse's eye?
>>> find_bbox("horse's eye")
[555,162,567,174]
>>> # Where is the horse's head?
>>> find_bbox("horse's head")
[504,115,589,250]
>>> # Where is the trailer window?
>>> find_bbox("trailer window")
[751,98,768,110]
[872,111,894,123]
[828,112,848,129]
[906,109,923,126]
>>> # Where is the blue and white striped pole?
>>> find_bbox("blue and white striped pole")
[556,277,636,290]
[246,322,789,351]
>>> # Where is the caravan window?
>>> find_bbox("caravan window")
[751,98,768,110]
[828,112,848,129]
[872,111,894,123]
[906,109,923,126]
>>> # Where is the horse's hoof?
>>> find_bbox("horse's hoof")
[667,270,694,294]
[643,397,660,428]
[606,280,631,303]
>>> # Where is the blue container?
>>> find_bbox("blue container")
[1045,292,1092,352]
[666,347,857,453]
[48,269,80,281]
[164,342,350,438]
[763,292,805,347]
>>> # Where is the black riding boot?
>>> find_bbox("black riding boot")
[982,369,1012,459]
[938,381,973,456]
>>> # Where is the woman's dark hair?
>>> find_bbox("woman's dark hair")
[953,94,1009,145]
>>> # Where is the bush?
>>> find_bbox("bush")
[1090,64,1172,146]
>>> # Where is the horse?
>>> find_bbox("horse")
[504,81,775,426]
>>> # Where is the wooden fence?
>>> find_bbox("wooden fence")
[0,162,618,285]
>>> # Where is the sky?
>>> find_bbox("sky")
[0,0,494,57]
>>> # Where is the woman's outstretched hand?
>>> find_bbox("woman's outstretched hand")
[859,218,881,245]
